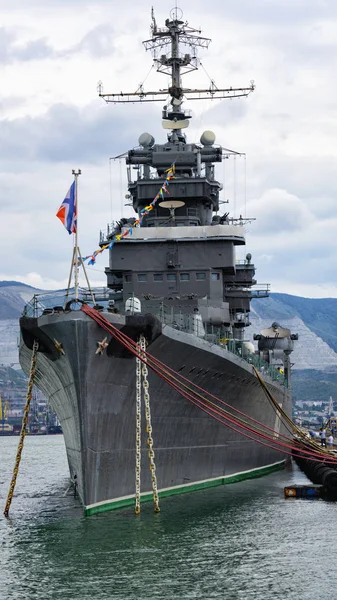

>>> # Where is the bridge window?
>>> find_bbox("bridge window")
[211,273,220,280]
[153,273,163,282]
[124,274,132,283]
[196,272,206,280]
[167,273,177,281]
[180,273,190,281]
[137,273,147,282]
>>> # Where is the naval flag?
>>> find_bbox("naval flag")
[56,181,77,234]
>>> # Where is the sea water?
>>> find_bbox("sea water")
[0,435,335,600]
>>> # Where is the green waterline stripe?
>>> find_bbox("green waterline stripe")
[84,460,285,516]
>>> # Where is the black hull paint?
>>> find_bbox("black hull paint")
[19,310,291,509]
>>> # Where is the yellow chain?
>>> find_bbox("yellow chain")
[4,339,39,517]
[135,343,142,515]
[140,335,160,513]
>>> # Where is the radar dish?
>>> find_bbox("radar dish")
[170,6,183,20]
[200,131,216,146]
[162,119,189,130]
[138,132,155,147]
[159,200,185,209]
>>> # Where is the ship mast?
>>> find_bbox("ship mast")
[98,7,254,126]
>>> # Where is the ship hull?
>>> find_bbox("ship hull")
[19,310,291,515]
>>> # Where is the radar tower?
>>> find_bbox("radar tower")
[98,6,255,129]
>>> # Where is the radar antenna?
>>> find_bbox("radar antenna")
[151,6,157,35]
[159,200,185,223]
[99,7,255,128]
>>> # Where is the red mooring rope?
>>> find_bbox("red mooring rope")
[81,304,337,464]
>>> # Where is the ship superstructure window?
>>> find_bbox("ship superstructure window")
[124,274,132,282]
[137,273,147,282]
[167,273,177,281]
[153,273,163,281]
[180,273,190,281]
[211,273,220,280]
[196,272,206,280]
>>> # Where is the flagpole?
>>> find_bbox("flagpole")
[64,246,76,308]
[72,169,81,301]
[59,170,96,308]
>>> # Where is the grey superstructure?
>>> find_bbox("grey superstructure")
[19,9,297,515]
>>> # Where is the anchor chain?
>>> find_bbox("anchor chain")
[4,339,39,517]
[140,335,160,513]
[135,343,142,515]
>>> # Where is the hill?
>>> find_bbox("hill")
[249,294,337,402]
[1,280,337,401]
[253,294,337,354]
[0,281,41,319]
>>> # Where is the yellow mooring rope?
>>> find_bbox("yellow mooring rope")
[4,339,39,517]
[252,366,335,457]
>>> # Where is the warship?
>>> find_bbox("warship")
[19,8,297,516]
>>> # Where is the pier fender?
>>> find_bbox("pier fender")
[322,468,337,496]
[107,313,162,358]
[292,450,337,494]
[20,316,61,361]
[310,463,329,484]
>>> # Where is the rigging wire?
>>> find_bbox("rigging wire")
[244,155,247,219]
[193,101,207,147]
[199,61,219,91]
[109,159,113,223]
[223,155,226,209]
[119,159,123,218]
[134,64,155,95]
[86,266,106,274]
[233,155,236,218]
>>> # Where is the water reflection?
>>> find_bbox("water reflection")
[1,437,336,600]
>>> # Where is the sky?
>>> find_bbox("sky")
[1,0,337,298]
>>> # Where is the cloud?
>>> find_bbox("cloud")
[0,23,116,66]
[74,24,115,58]
[0,0,337,299]
[240,205,337,293]
[194,0,337,25]
[0,271,106,291]
[0,28,55,64]
[245,188,313,235]
[0,100,159,169]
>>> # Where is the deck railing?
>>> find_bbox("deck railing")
[22,290,286,387]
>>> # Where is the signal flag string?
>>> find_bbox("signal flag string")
[79,163,176,266]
